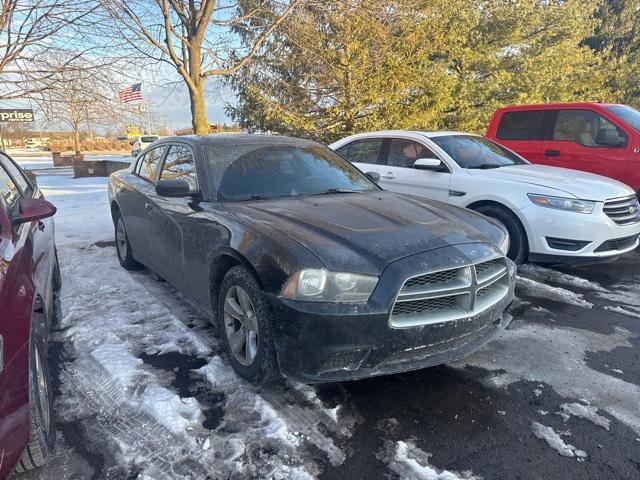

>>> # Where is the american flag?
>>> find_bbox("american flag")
[119,83,143,103]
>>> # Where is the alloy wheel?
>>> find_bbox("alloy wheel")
[34,344,50,432]
[223,286,259,366]
[116,218,128,260]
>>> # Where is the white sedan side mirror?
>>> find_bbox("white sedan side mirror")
[414,158,443,170]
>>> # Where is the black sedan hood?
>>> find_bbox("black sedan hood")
[223,191,503,274]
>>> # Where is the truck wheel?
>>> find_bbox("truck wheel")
[475,205,528,264]
[217,266,280,385]
[115,211,142,270]
[14,325,55,472]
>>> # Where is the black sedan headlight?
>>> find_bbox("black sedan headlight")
[282,269,378,303]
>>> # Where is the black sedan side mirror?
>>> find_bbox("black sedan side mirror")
[365,171,381,183]
[156,179,198,197]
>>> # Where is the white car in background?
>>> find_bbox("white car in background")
[131,134,160,157]
[330,131,640,264]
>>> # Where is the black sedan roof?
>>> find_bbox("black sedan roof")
[158,134,320,148]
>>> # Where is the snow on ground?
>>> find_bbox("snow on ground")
[33,172,353,479]
[530,422,587,460]
[558,403,611,430]
[377,440,481,480]
[518,264,608,293]
[453,321,640,434]
[515,277,594,309]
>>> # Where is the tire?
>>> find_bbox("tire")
[475,204,528,264]
[52,249,62,295]
[217,266,280,385]
[114,210,142,270]
[14,323,55,473]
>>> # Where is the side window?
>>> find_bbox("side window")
[0,154,32,198]
[496,111,545,140]
[0,164,21,215]
[387,139,438,168]
[553,110,628,148]
[160,144,198,190]
[345,139,383,164]
[335,144,350,159]
[136,146,166,181]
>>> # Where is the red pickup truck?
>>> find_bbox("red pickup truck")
[487,103,640,196]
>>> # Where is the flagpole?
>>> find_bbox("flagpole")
[142,81,152,134]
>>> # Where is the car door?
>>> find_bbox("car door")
[144,143,199,288]
[492,109,546,163]
[119,145,167,265]
[0,161,37,469]
[0,154,54,305]
[335,138,385,177]
[377,137,451,202]
[539,109,632,182]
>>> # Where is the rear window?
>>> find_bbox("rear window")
[496,110,545,140]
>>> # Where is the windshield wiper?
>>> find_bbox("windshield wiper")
[469,163,502,169]
[318,188,362,195]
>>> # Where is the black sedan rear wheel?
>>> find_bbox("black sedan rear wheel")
[217,266,280,384]
[115,211,142,270]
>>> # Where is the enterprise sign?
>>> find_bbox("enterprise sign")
[0,109,34,122]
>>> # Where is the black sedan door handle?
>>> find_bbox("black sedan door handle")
[544,149,561,157]
[144,202,153,212]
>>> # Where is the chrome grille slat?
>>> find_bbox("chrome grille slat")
[390,257,509,328]
[604,195,640,225]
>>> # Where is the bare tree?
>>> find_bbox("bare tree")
[38,55,129,153]
[99,0,300,135]
[0,0,99,100]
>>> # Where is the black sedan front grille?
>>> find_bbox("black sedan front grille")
[594,235,639,253]
[390,257,510,328]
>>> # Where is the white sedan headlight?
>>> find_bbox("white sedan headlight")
[282,269,378,303]
[528,194,596,214]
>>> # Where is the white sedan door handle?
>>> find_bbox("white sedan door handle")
[380,172,396,179]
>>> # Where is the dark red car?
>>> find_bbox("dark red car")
[0,153,58,479]
[487,102,640,196]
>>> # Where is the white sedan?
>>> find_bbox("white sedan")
[330,131,640,264]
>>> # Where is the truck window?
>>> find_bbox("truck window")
[496,111,545,140]
[553,110,627,148]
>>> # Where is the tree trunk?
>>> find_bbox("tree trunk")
[189,80,209,135]
[73,128,81,154]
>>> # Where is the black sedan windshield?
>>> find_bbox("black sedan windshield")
[207,144,378,201]
[431,135,528,169]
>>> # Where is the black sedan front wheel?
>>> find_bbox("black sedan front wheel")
[218,266,279,384]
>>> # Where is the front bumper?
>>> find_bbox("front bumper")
[268,244,516,383]
[522,203,640,261]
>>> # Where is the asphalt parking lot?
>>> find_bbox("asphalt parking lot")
[14,173,640,480]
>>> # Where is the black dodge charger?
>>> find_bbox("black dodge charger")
[108,135,515,384]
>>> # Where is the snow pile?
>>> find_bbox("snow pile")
[516,277,593,309]
[558,403,611,430]
[198,356,352,476]
[604,305,640,319]
[531,422,587,460]
[378,440,482,480]
[518,264,608,293]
